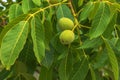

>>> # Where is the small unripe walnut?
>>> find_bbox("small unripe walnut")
[58,17,74,31]
[59,30,75,44]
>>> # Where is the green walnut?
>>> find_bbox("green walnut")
[59,30,75,44]
[58,17,74,31]
[49,0,60,4]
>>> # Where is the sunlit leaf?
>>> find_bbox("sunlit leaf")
[78,0,84,7]
[0,21,29,70]
[9,4,23,22]
[0,14,29,47]
[32,0,41,6]
[103,12,117,38]
[31,15,45,63]
[22,0,35,13]
[88,2,100,20]
[80,2,94,22]
[56,4,74,20]
[89,2,111,39]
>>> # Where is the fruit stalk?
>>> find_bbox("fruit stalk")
[68,0,76,17]
[68,0,82,45]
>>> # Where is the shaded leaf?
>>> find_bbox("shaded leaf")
[0,69,11,80]
[71,58,89,80]
[41,45,54,69]
[51,33,68,54]
[93,49,108,69]
[18,36,37,73]
[59,52,73,80]
[44,18,54,50]
[78,37,103,49]
[0,27,3,33]
[89,65,96,80]
[116,39,120,51]
[14,61,27,74]
[59,59,68,80]
[39,66,52,80]
[103,38,119,80]
[21,73,36,80]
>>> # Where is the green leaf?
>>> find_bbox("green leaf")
[0,27,3,33]
[0,6,3,11]
[103,11,117,38]
[113,3,120,10]
[14,61,27,74]
[78,0,83,7]
[41,45,54,69]
[0,14,29,47]
[18,37,37,73]
[109,0,116,2]
[116,39,120,51]
[93,49,108,69]
[56,4,74,20]
[59,59,68,80]
[9,4,23,22]
[59,52,73,80]
[0,21,29,70]
[80,2,94,22]
[44,18,54,50]
[71,58,89,80]
[51,34,68,54]
[103,38,119,80]
[39,66,53,80]
[21,73,36,80]
[31,15,45,63]
[32,0,41,6]
[78,37,103,49]
[22,0,35,13]
[89,65,96,80]
[57,50,68,60]
[88,2,100,20]
[89,2,111,39]
[0,69,11,80]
